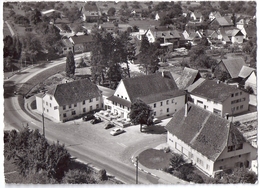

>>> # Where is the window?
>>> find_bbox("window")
[125,97,127,99]
[90,106,92,111]
[50,96,52,100]
[47,109,49,112]
[172,99,174,103]
[166,100,169,105]
[167,108,169,113]
[96,97,99,101]
[50,103,52,107]
[240,92,242,95]
[54,106,58,110]
[121,96,123,98]
[117,94,119,97]
[63,106,66,110]
[240,105,243,109]
[235,93,238,96]
[228,145,235,152]
[236,106,239,110]
[96,104,99,109]
[83,108,86,113]
[219,166,223,170]
[175,102,177,105]
[154,103,156,108]
[213,108,221,116]
[89,99,93,103]
[231,94,234,97]
[120,104,122,108]
[69,104,71,108]
[83,100,85,105]
[236,143,243,150]
[161,102,163,106]
[72,111,76,115]
[127,107,130,111]
[213,101,218,104]
[206,164,210,170]
[63,113,66,117]
[154,111,156,116]
[239,155,241,158]
[74,104,77,107]
[46,102,48,105]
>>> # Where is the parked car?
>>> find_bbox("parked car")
[153,118,161,124]
[110,128,125,136]
[104,122,114,129]
[90,117,102,124]
[82,114,95,121]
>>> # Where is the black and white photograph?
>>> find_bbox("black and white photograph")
[2,0,258,185]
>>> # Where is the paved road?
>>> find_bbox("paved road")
[4,55,181,184]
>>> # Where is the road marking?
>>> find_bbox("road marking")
[117,142,127,148]
[31,121,36,125]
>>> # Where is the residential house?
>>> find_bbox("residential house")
[165,102,257,177]
[214,58,247,79]
[224,28,244,44]
[190,11,204,23]
[210,16,234,29]
[61,38,74,55]
[209,11,221,21]
[36,79,102,122]
[155,12,167,21]
[175,67,201,90]
[238,66,257,94]
[106,73,186,119]
[182,30,204,46]
[187,78,249,117]
[81,3,101,22]
[69,35,94,53]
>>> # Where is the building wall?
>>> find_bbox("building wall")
[42,94,60,121]
[146,29,155,43]
[167,133,215,176]
[190,89,249,117]
[41,94,102,122]
[113,81,131,102]
[36,96,43,114]
[245,72,257,94]
[232,35,243,44]
[149,95,185,118]
[222,90,249,116]
[214,142,257,172]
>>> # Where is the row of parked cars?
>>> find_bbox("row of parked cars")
[82,114,125,136]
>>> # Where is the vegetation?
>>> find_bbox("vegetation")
[129,99,154,132]
[66,51,76,77]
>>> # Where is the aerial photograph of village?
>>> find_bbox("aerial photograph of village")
[2,0,258,185]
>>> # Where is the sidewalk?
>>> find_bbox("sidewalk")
[131,143,189,184]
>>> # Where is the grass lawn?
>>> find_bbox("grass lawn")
[138,148,172,170]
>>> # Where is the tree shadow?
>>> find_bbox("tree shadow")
[142,125,167,134]
[4,80,16,98]
[16,71,29,75]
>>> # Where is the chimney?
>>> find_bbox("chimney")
[184,90,188,117]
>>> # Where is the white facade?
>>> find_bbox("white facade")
[190,89,249,117]
[37,93,102,122]
[231,35,244,44]
[167,132,257,177]
[245,72,257,94]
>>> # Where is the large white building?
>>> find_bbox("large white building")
[187,78,249,117]
[36,79,102,122]
[106,73,186,119]
[165,102,257,177]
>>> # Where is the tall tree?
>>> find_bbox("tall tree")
[129,99,154,132]
[66,51,75,77]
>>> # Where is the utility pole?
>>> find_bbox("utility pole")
[42,113,45,138]
[136,156,138,184]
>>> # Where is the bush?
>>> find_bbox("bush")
[172,170,186,180]
[98,169,107,181]
[170,153,185,170]
[246,86,254,94]
[187,173,204,183]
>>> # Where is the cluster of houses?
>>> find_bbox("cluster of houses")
[35,2,257,179]
[45,3,255,55]
[35,64,257,177]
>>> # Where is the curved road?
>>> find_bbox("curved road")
[4,56,170,184]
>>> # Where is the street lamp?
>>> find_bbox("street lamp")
[135,156,139,184]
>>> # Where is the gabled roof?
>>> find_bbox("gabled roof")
[62,38,73,47]
[48,79,101,106]
[122,73,184,103]
[238,66,256,78]
[175,67,201,90]
[165,102,246,161]
[219,58,247,78]
[70,35,93,45]
[213,16,233,27]
[189,79,243,103]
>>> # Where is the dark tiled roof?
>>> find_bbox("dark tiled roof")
[190,79,242,103]
[122,73,182,102]
[48,79,101,106]
[215,16,233,26]
[175,67,201,89]
[70,35,93,45]
[238,66,255,78]
[220,58,246,78]
[84,3,98,11]
[165,102,246,161]
[107,95,131,108]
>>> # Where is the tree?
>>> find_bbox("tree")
[221,167,257,184]
[66,51,75,77]
[129,99,154,132]
[170,153,185,170]
[98,169,108,181]
[64,6,81,23]
[107,7,116,16]
[62,169,95,184]
[4,56,13,72]
[50,11,61,24]
[29,8,42,25]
